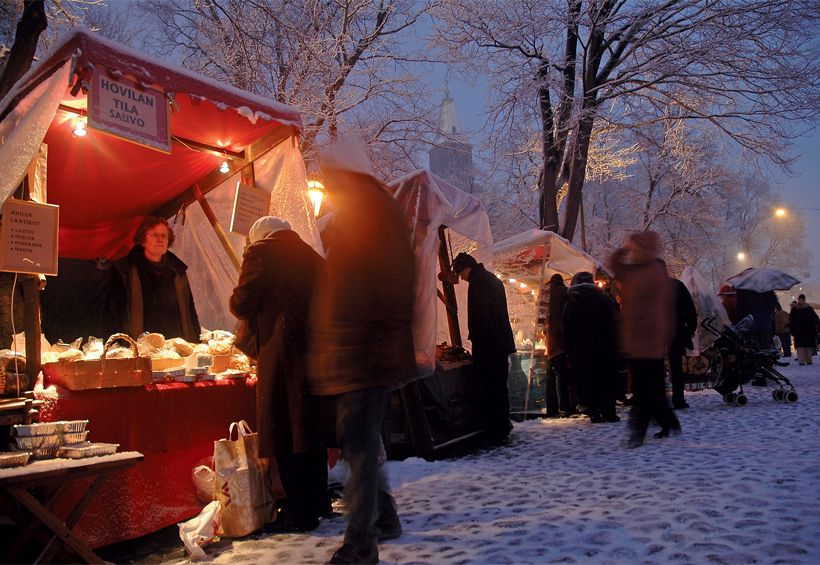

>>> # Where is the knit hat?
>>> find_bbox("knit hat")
[570,271,594,286]
[319,135,374,178]
[625,230,662,261]
[452,252,478,274]
[249,216,291,243]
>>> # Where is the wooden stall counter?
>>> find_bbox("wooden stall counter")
[33,377,257,548]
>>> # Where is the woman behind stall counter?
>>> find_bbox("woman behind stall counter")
[113,216,201,343]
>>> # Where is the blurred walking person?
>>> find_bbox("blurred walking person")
[668,275,697,409]
[310,138,416,564]
[774,304,791,358]
[609,231,680,448]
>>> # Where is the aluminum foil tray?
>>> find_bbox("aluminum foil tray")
[13,433,63,450]
[0,451,30,467]
[60,420,89,433]
[62,431,89,445]
[12,422,62,437]
[14,445,60,459]
[58,442,119,459]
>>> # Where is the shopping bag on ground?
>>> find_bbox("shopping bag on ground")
[213,420,275,537]
[178,500,221,560]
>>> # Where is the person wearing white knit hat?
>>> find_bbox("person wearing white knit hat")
[248,216,292,244]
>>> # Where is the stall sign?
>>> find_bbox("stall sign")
[0,199,59,275]
[88,69,171,153]
[230,183,271,236]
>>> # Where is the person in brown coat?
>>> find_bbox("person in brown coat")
[609,231,680,448]
[229,216,329,532]
[310,139,416,565]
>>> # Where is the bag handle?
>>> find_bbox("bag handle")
[228,419,254,440]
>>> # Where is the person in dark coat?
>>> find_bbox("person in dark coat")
[774,304,791,357]
[736,288,779,350]
[230,216,329,532]
[668,276,697,409]
[543,273,574,417]
[562,271,620,423]
[309,139,416,565]
[789,294,819,365]
[609,231,680,448]
[113,216,200,342]
[452,251,516,444]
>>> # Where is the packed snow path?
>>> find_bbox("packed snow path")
[184,363,820,564]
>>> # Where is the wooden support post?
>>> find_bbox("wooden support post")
[191,187,241,272]
[21,276,41,383]
[436,225,462,348]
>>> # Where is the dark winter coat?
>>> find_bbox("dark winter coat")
[309,172,416,396]
[465,264,516,356]
[229,230,326,458]
[736,289,778,337]
[672,278,697,347]
[562,283,619,363]
[546,278,567,359]
[609,251,674,360]
[789,303,819,348]
[113,246,200,342]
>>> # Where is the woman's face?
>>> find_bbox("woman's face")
[142,223,170,262]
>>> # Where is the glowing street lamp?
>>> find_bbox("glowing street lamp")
[774,207,787,218]
[737,251,747,261]
[72,117,88,137]
[307,178,325,218]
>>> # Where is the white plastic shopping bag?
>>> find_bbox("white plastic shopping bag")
[178,500,221,560]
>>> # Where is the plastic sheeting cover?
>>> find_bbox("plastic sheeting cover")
[387,170,493,374]
[680,266,731,354]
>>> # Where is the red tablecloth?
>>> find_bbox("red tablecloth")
[35,378,257,548]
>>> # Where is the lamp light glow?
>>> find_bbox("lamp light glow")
[737,251,746,260]
[307,179,325,218]
[775,208,787,218]
[219,161,230,174]
[72,118,87,137]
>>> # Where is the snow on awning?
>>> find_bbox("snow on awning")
[0,29,304,260]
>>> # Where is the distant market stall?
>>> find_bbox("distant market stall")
[492,229,606,416]
[0,29,317,552]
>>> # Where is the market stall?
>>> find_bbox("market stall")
[382,169,494,459]
[492,229,605,417]
[0,29,317,550]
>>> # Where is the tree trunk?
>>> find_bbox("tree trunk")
[560,113,595,242]
[537,61,560,232]
[0,1,47,101]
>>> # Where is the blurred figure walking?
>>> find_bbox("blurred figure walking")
[774,304,791,358]
[609,231,680,448]
[310,139,416,564]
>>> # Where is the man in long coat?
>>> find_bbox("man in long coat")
[309,139,416,565]
[229,216,329,532]
[452,252,516,444]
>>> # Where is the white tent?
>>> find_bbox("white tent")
[387,170,493,375]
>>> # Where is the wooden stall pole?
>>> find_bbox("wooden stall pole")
[436,225,462,348]
[191,186,241,272]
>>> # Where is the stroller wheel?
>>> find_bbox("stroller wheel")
[773,389,785,401]
[784,390,799,403]
[723,392,736,404]
[733,393,748,406]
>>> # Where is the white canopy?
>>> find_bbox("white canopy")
[387,169,493,374]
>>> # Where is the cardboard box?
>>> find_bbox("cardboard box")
[43,356,152,390]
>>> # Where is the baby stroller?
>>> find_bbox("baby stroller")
[702,315,798,406]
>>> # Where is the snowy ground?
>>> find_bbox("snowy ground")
[147,362,820,564]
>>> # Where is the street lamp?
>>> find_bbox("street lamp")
[737,251,747,261]
[774,207,787,218]
[307,178,325,218]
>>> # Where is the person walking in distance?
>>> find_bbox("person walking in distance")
[668,274,697,410]
[789,294,819,366]
[451,252,516,444]
[309,137,416,565]
[774,304,791,358]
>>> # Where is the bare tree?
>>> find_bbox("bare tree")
[433,0,820,241]
[139,0,438,173]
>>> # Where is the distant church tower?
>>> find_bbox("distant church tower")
[429,91,478,193]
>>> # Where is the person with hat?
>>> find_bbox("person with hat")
[309,136,415,565]
[229,216,330,533]
[451,251,516,444]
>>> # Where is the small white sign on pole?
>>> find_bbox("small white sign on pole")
[230,183,271,236]
[0,199,59,276]
[88,68,171,153]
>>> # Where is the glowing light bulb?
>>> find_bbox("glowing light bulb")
[520,282,528,289]
[307,179,325,218]
[775,208,786,218]
[737,251,746,261]
[509,278,517,284]
[219,161,230,174]
[72,118,87,137]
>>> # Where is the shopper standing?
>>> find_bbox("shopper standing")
[669,276,697,409]
[543,273,574,418]
[774,304,791,357]
[789,294,819,365]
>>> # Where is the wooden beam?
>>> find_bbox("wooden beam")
[192,187,241,272]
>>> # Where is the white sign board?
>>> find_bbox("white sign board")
[88,69,171,153]
[0,199,59,276]
[230,183,271,236]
